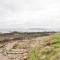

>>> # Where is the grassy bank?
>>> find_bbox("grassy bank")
[0,32,60,60]
[28,33,60,60]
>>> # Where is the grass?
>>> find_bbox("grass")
[0,33,60,60]
[27,33,60,60]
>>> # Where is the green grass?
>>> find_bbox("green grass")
[27,33,60,60]
[28,48,40,60]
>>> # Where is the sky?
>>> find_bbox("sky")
[0,0,60,32]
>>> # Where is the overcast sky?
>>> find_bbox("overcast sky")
[0,0,60,32]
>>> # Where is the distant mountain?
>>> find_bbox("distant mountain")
[0,27,59,33]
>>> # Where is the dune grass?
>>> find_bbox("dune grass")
[27,33,60,60]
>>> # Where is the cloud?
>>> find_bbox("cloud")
[0,0,60,32]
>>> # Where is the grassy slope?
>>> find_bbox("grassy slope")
[0,33,60,60]
[28,33,60,60]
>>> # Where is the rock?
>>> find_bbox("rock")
[5,41,18,50]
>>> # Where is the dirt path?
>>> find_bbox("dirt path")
[0,36,45,60]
